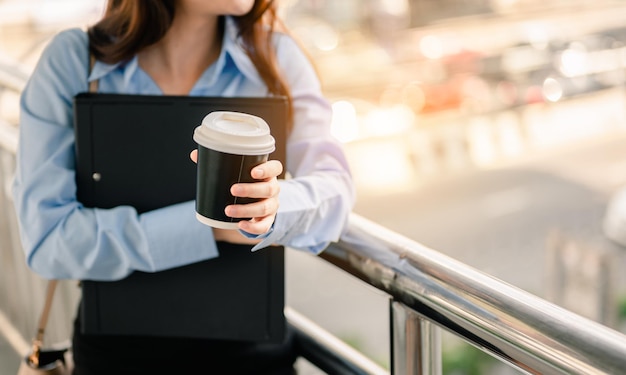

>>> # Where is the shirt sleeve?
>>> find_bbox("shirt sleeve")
[250,35,356,254]
[12,29,219,281]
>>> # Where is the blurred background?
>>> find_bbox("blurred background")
[2,0,626,374]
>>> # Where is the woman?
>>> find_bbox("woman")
[13,0,354,373]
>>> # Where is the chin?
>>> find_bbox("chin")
[229,0,255,16]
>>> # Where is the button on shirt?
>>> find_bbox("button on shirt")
[13,18,355,281]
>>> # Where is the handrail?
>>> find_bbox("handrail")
[286,307,388,375]
[321,215,626,374]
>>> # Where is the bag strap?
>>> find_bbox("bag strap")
[28,280,58,366]
[88,53,99,93]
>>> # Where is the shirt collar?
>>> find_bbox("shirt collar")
[87,16,265,91]
[196,16,265,90]
[224,16,265,87]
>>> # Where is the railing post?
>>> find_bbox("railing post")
[390,300,441,375]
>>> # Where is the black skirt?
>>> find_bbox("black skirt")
[71,314,298,375]
[72,240,295,375]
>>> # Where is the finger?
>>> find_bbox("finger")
[225,198,278,219]
[190,149,198,163]
[251,160,283,180]
[238,215,275,235]
[231,179,280,199]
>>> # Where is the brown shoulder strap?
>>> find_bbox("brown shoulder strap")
[88,53,99,93]
[28,280,58,366]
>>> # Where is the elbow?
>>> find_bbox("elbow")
[25,243,64,280]
[316,192,354,253]
[26,239,131,281]
[21,221,132,281]
[335,170,357,219]
[24,231,79,280]
[15,211,70,279]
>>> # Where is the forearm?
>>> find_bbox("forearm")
[251,170,354,253]
[15,188,219,280]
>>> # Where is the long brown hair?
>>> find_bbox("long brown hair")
[88,0,293,127]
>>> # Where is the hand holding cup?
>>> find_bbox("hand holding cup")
[225,159,282,234]
[190,150,281,235]
[192,111,280,236]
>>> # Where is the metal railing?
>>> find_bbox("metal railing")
[322,215,626,374]
[2,55,626,375]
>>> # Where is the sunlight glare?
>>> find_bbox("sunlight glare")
[331,100,359,142]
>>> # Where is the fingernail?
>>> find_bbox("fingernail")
[252,168,264,179]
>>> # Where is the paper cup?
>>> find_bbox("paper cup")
[193,111,275,229]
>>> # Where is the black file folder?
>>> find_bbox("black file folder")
[73,93,288,342]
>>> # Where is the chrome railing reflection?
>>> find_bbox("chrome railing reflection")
[323,215,626,374]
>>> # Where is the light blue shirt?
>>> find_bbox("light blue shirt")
[13,18,355,281]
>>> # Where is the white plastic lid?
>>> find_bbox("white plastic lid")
[193,111,275,155]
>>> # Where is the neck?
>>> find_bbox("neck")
[138,15,223,95]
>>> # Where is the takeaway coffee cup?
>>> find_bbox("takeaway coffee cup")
[193,111,275,229]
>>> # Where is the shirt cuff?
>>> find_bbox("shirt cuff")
[239,222,275,252]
